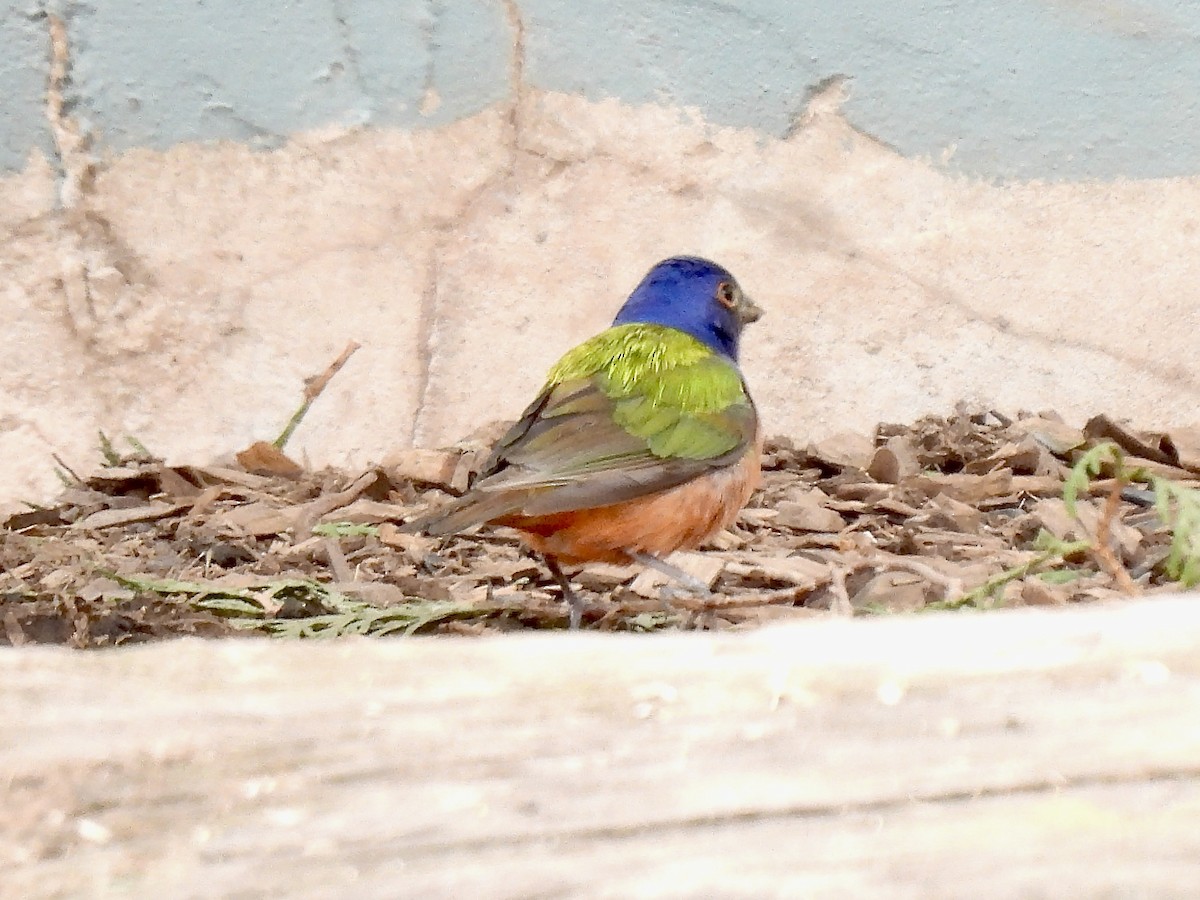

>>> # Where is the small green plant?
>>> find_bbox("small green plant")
[926,440,1200,610]
[1066,441,1200,589]
[263,596,477,639]
[927,530,1093,611]
[1154,478,1200,587]
[97,431,122,466]
[1059,441,1200,592]
[106,572,322,617]
[1062,441,1128,514]
[96,431,157,466]
[106,571,480,637]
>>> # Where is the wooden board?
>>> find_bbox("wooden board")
[4,596,1200,898]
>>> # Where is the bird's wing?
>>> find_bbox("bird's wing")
[412,338,757,535]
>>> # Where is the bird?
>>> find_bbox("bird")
[405,256,763,628]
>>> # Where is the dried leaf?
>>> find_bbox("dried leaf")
[236,441,305,478]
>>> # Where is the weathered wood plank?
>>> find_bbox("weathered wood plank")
[3,596,1200,898]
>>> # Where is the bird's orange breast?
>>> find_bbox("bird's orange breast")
[496,442,762,565]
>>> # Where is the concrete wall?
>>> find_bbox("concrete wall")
[1,2,1199,504]
[7,1,1200,179]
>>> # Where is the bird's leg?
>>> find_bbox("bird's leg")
[544,556,586,630]
[629,552,713,597]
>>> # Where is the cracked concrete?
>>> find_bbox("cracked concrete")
[1,7,1199,505]
[407,0,527,447]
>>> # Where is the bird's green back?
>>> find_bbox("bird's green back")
[544,323,753,460]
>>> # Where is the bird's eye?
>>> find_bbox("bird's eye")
[715,282,737,309]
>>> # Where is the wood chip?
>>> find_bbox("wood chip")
[723,555,831,589]
[220,502,304,537]
[570,563,637,591]
[1009,475,1066,496]
[873,497,921,518]
[1010,417,1086,455]
[902,469,1014,504]
[1164,425,1200,473]
[867,436,920,484]
[805,431,876,470]
[1032,498,1141,557]
[925,495,983,533]
[185,465,274,490]
[294,472,381,538]
[965,437,1052,476]
[1083,414,1177,466]
[156,467,204,499]
[84,466,156,485]
[320,499,408,525]
[74,502,186,530]
[3,507,66,530]
[772,498,845,533]
[630,552,725,598]
[737,508,779,526]
[850,572,929,612]
[1120,456,1194,482]
[1020,579,1070,606]
[384,448,465,491]
[834,482,892,503]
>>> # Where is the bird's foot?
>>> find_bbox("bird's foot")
[565,592,586,630]
[544,555,589,630]
[629,552,713,597]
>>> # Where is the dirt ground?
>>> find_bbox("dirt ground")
[2,407,1198,648]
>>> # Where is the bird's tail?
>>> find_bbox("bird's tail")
[401,492,522,536]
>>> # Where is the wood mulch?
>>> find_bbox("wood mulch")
[3,408,1199,647]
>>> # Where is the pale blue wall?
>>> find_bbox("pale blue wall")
[3,0,1199,180]
[1,1,54,169]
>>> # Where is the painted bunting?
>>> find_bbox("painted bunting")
[407,256,763,627]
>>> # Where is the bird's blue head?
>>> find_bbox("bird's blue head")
[612,256,762,360]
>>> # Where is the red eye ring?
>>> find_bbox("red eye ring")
[715,281,737,309]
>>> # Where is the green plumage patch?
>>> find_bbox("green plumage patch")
[544,324,753,461]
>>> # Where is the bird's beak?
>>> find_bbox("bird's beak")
[738,295,763,325]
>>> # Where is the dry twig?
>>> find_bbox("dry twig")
[274,341,362,449]
[294,471,380,539]
[1094,476,1139,594]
